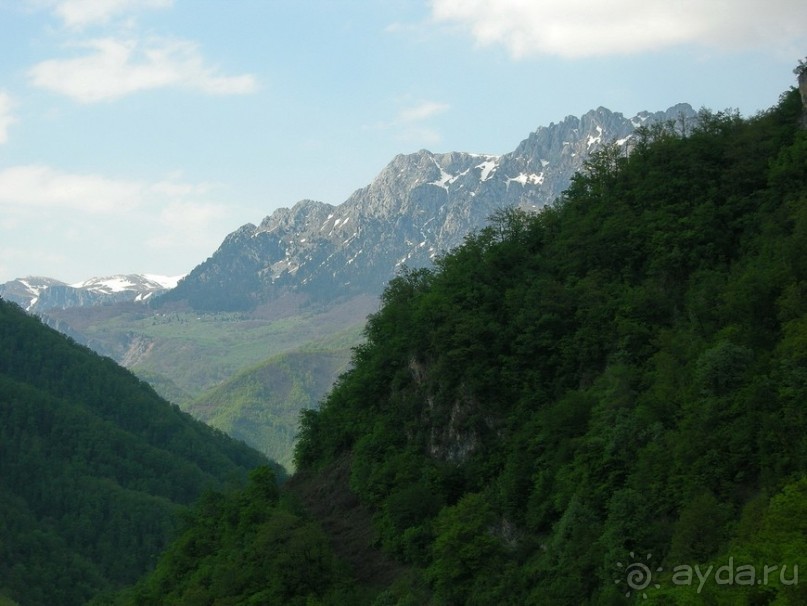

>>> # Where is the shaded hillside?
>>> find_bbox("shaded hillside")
[188,348,354,471]
[285,456,411,590]
[293,87,807,604]
[0,298,267,606]
[93,467,369,606]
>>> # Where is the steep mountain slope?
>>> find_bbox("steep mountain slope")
[41,293,373,402]
[94,467,368,606]
[160,104,694,311]
[290,88,807,604]
[0,297,267,606]
[0,277,65,310]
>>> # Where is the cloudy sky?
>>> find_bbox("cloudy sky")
[0,0,805,283]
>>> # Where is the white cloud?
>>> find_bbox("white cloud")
[0,92,15,144]
[0,165,234,281]
[28,36,257,102]
[368,99,450,146]
[0,165,142,213]
[397,125,444,146]
[146,199,229,250]
[395,100,450,145]
[398,100,450,123]
[429,0,807,59]
[0,165,223,217]
[150,179,213,198]
[44,0,173,29]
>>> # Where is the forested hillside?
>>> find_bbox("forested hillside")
[0,300,268,606]
[109,84,806,605]
[91,466,365,605]
[294,87,807,604]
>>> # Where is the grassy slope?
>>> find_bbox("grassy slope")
[187,347,355,471]
[39,291,371,475]
[42,294,377,403]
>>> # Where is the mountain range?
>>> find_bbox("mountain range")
[0,274,182,312]
[4,78,806,604]
[160,103,695,311]
[3,103,693,316]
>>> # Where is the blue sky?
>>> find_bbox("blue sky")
[0,0,805,283]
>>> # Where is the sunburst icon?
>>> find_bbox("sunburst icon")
[615,552,663,599]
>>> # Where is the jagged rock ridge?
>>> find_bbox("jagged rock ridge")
[160,103,696,311]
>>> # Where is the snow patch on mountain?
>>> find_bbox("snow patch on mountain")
[144,274,185,289]
[507,172,545,186]
[586,125,603,149]
[476,157,499,181]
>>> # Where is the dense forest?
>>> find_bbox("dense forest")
[90,465,367,605]
[0,300,269,605]
[106,83,807,604]
[292,84,804,604]
[7,80,807,604]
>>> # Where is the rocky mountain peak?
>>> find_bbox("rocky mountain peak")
[257,199,335,235]
[159,103,696,312]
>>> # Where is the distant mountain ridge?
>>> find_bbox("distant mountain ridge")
[0,273,183,312]
[160,103,695,311]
